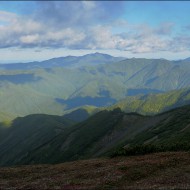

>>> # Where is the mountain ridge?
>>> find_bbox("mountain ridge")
[0,52,124,70]
[1,104,190,166]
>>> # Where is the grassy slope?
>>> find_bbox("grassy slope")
[16,109,125,165]
[0,107,94,166]
[123,105,190,147]
[108,87,190,115]
[70,87,190,118]
[0,152,189,190]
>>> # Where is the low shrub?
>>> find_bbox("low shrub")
[110,143,190,157]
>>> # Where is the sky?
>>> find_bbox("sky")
[0,1,190,62]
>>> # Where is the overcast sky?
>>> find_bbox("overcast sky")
[0,1,190,62]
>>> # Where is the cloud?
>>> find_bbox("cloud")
[20,34,40,44]
[0,11,18,24]
[168,35,190,52]
[154,22,175,35]
[81,23,172,53]
[0,1,126,49]
[0,2,190,54]
[33,1,125,29]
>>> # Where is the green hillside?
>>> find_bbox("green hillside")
[1,56,190,122]
[0,106,95,166]
[123,105,190,148]
[1,55,190,122]
[0,114,75,166]
[1,104,190,166]
[108,87,190,115]
[111,105,190,157]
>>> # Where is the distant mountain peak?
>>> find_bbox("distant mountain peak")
[82,52,113,58]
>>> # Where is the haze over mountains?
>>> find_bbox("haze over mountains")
[1,53,190,122]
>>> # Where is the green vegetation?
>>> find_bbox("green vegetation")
[16,108,124,165]
[109,105,190,157]
[111,143,190,157]
[0,54,190,167]
[0,113,76,166]
[0,54,190,189]
[108,87,190,115]
[1,55,190,122]
[1,104,190,166]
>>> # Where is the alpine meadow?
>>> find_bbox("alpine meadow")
[0,1,190,189]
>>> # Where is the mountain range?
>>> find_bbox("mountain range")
[0,52,124,70]
[0,53,190,167]
[1,53,190,122]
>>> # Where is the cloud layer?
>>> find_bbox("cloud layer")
[0,1,190,54]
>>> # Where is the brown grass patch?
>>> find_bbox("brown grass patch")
[0,152,190,189]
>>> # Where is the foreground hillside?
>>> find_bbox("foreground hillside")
[0,108,92,166]
[1,104,190,166]
[0,152,189,189]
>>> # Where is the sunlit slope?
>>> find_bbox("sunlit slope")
[0,81,65,121]
[108,87,190,115]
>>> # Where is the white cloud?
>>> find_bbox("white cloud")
[0,11,18,24]
[154,22,175,35]
[20,34,40,44]
[86,26,119,49]
[0,3,190,55]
